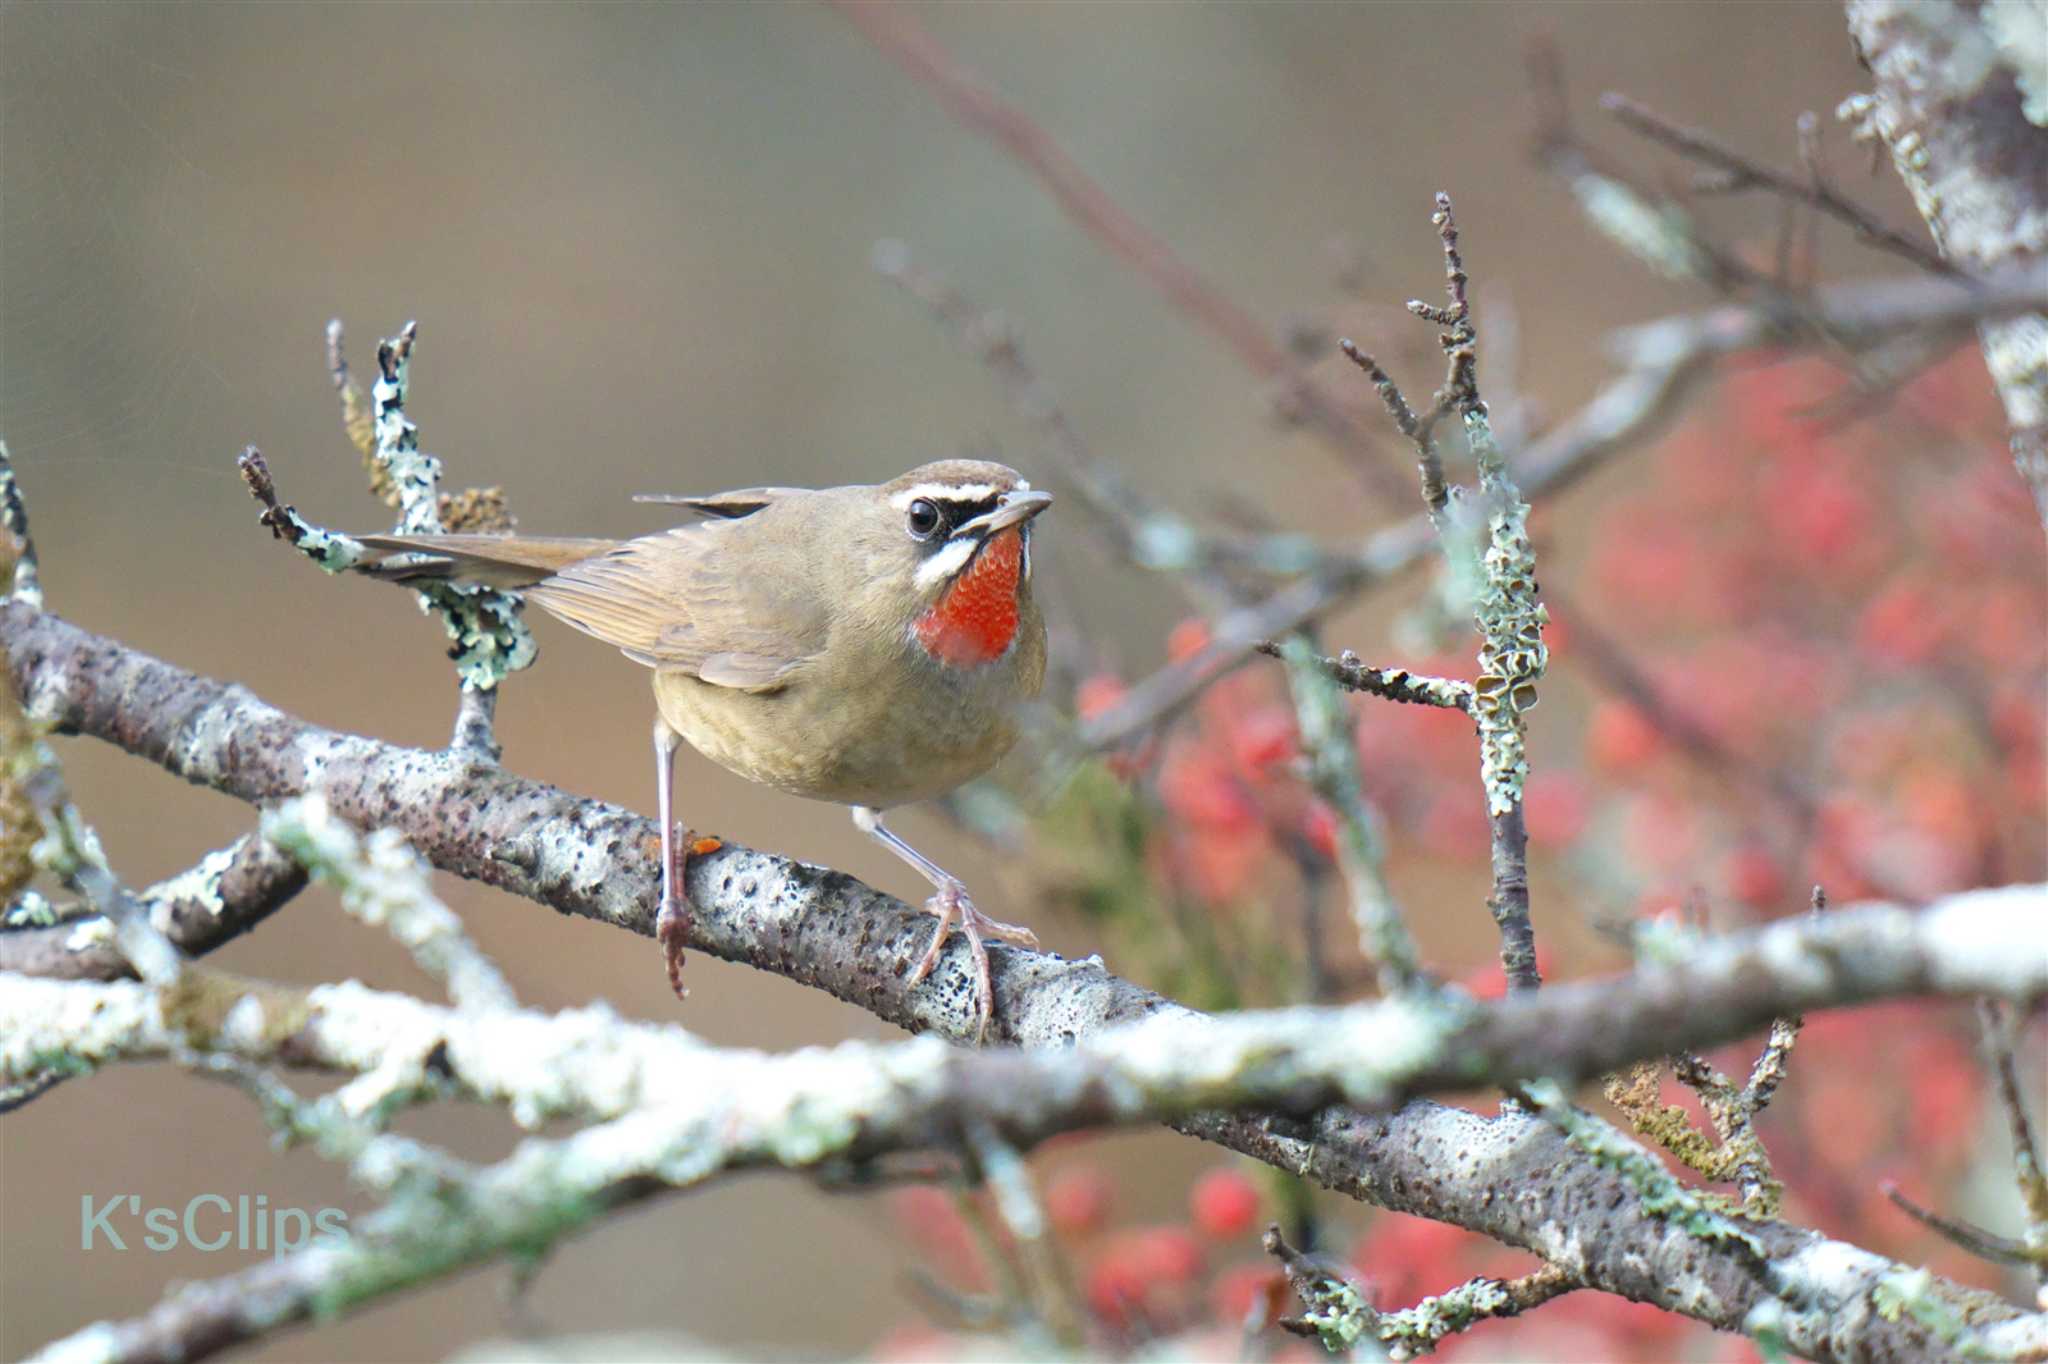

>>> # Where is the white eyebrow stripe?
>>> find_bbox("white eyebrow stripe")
[913,536,978,591]
[890,483,1001,509]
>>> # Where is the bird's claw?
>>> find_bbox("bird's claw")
[909,879,1035,1045]
[655,821,714,1001]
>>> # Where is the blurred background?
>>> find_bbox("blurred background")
[4,3,2042,1361]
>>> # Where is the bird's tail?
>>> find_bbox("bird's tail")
[352,533,621,590]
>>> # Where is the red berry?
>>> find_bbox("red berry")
[1074,672,1128,723]
[1301,801,1339,861]
[1158,748,1258,832]
[1189,1168,1261,1240]
[1085,1252,1147,1325]
[1088,1226,1205,1323]
[1588,700,1664,771]
[1722,844,1785,908]
[1045,1166,1113,1237]
[1228,706,1297,771]
[1208,1265,1282,1324]
[1130,1224,1205,1283]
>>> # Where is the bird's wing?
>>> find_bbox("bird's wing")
[526,520,829,692]
[352,534,620,588]
[629,487,806,520]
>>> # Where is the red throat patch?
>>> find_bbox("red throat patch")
[914,527,1024,667]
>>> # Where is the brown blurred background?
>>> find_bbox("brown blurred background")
[1,3,1924,1359]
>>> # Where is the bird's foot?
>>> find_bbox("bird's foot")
[654,824,720,1001]
[909,878,1036,1044]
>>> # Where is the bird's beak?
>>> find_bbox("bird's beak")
[955,488,1053,538]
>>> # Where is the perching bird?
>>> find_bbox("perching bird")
[355,460,1050,1037]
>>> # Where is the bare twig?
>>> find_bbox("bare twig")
[830,0,1413,505]
[1080,264,2047,755]
[1265,1223,1576,1358]
[1882,1182,2048,1270]
[1978,998,2048,1285]
[1254,641,1472,711]
[872,242,1338,596]
[1598,92,1956,277]
[1338,195,1546,996]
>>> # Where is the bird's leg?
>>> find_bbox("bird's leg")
[851,805,1036,1042]
[653,714,690,999]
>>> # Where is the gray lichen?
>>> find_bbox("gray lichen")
[1524,1079,1765,1261]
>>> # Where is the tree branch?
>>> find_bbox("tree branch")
[1841,0,2048,530]
[0,830,305,980]
[7,597,2048,1361]
[1074,265,2047,752]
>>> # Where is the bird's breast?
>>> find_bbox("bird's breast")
[913,527,1024,668]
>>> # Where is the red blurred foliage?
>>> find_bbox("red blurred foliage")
[879,285,2040,1364]
[1523,769,1592,847]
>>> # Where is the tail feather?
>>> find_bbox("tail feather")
[353,533,620,589]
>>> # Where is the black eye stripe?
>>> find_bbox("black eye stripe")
[932,495,1001,525]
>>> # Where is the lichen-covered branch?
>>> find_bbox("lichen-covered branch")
[1275,635,1420,995]
[260,795,516,1013]
[8,601,2047,1070]
[240,323,536,758]
[0,830,305,981]
[1266,1225,1577,1359]
[10,868,2048,1364]
[8,602,2048,1360]
[1842,0,2048,530]
[1332,194,1547,997]
[0,443,41,611]
[1254,641,1473,711]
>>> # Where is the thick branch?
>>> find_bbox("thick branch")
[7,600,2048,1361]
[0,831,305,980]
[1843,0,2048,528]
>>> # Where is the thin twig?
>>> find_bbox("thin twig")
[1254,641,1472,711]
[1265,1223,1577,1357]
[1076,265,2048,753]
[1883,1181,2048,1269]
[1275,635,1420,995]
[1978,998,2048,1285]
[1598,92,1957,277]
[830,0,1414,505]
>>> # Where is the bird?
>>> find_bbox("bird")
[353,459,1051,1038]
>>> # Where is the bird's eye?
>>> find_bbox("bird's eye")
[906,498,943,540]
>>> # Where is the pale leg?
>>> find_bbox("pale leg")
[653,714,689,998]
[851,805,1036,1042]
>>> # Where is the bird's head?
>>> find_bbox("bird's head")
[856,459,1051,669]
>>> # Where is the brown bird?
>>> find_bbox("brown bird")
[355,460,1050,1037]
